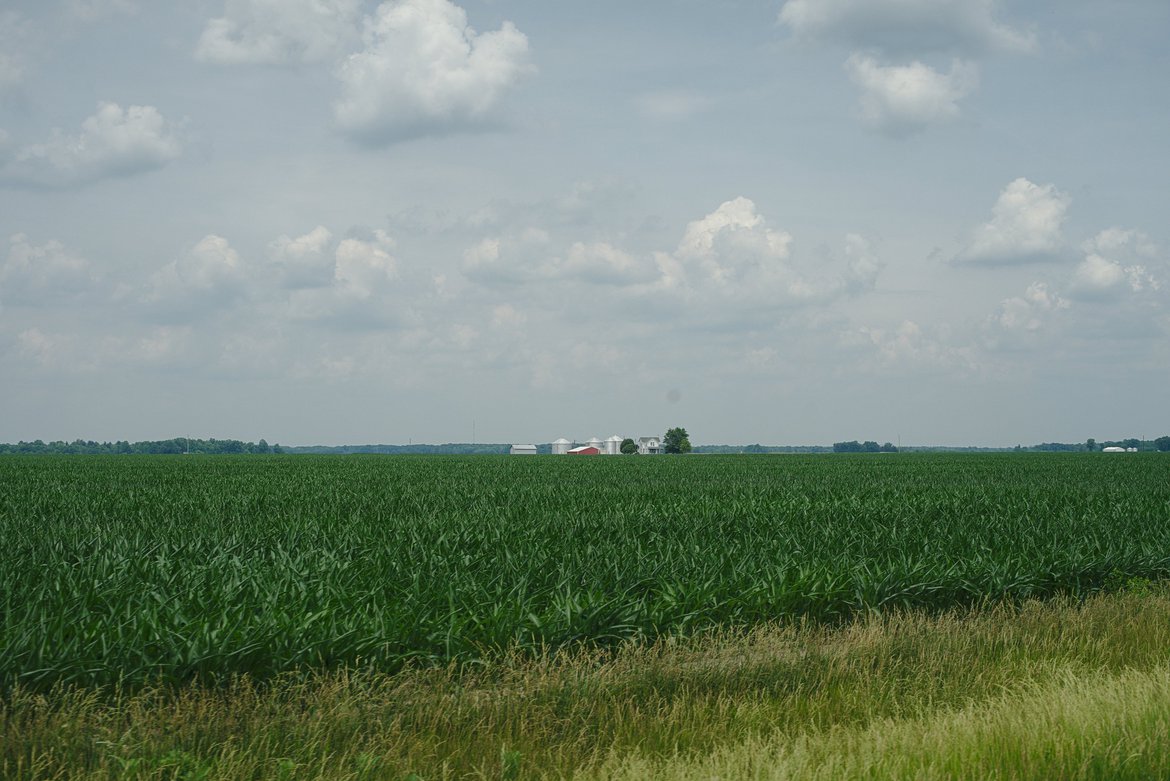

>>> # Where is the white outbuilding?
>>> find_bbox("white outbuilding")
[510,444,538,455]
[1102,446,1127,453]
[552,438,572,455]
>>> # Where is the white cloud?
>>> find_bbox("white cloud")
[779,0,1035,56]
[846,55,977,135]
[461,228,552,285]
[987,281,1068,338]
[661,197,811,301]
[853,320,975,371]
[0,102,182,188]
[648,198,882,323]
[560,242,653,286]
[334,0,531,144]
[334,231,398,299]
[1,233,93,305]
[268,226,335,288]
[1084,227,1158,260]
[957,178,1070,264]
[1070,229,1160,299]
[286,230,401,325]
[196,0,362,65]
[461,230,656,287]
[460,197,880,324]
[144,235,248,317]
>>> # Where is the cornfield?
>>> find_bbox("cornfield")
[2,453,1168,690]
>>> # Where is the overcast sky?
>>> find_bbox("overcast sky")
[2,0,1168,447]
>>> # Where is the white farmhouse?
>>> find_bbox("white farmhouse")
[637,436,662,455]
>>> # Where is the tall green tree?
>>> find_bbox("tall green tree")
[620,438,637,455]
[663,427,692,454]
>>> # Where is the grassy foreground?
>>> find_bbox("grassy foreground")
[6,585,1170,780]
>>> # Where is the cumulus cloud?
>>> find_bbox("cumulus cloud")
[334,232,398,299]
[560,242,651,285]
[461,197,880,326]
[780,0,1032,136]
[852,320,975,371]
[664,197,797,292]
[286,230,401,326]
[1,233,93,306]
[0,102,182,188]
[196,0,362,65]
[846,55,977,135]
[461,228,552,285]
[779,0,1035,56]
[268,226,335,288]
[144,235,248,317]
[334,0,531,144]
[1070,229,1160,299]
[462,229,655,287]
[957,178,1070,265]
[986,281,1068,341]
[652,200,880,320]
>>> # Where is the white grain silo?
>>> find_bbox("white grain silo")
[587,437,603,452]
[605,435,623,455]
[552,438,572,455]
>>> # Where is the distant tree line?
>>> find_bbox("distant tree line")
[833,440,898,453]
[1030,437,1170,453]
[693,445,835,454]
[4,436,1169,456]
[284,443,511,455]
[0,438,282,455]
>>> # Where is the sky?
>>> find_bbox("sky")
[1,0,1168,447]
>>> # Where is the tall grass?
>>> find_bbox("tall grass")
[3,453,1170,689]
[5,588,1170,779]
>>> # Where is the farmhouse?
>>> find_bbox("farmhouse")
[637,436,662,455]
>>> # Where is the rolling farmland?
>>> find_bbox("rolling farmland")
[2,453,1169,691]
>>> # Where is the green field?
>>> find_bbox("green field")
[3,453,1169,692]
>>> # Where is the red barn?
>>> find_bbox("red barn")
[567,446,600,455]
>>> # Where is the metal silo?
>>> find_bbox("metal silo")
[552,438,572,455]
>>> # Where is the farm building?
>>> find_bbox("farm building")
[510,444,538,455]
[1102,447,1129,453]
[567,445,601,455]
[637,436,662,455]
[546,433,663,455]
